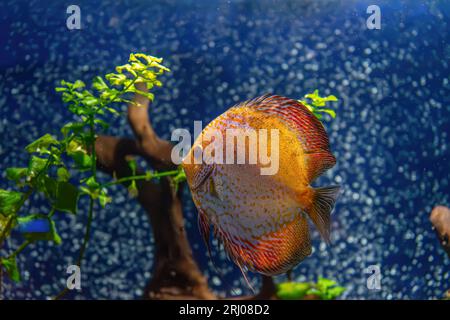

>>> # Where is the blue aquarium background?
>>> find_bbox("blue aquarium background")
[0,0,449,299]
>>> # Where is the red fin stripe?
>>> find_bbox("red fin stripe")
[245,95,331,152]
[235,94,337,182]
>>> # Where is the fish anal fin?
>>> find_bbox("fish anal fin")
[305,151,337,182]
[199,217,242,296]
[305,185,340,243]
[236,262,256,294]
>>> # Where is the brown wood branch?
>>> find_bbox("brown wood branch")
[95,135,214,300]
[94,84,277,300]
[430,206,450,258]
[127,82,175,171]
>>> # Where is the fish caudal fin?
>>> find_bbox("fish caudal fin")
[306,185,340,243]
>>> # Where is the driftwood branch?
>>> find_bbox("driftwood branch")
[430,206,450,259]
[94,84,276,299]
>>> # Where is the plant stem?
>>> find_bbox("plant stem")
[53,118,97,301]
[0,216,14,249]
[76,115,97,267]
[76,197,94,267]
[0,264,2,300]
[102,169,181,187]
[48,207,56,218]
[10,240,31,258]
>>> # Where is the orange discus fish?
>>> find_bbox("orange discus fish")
[182,94,340,284]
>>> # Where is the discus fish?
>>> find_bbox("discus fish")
[182,94,340,284]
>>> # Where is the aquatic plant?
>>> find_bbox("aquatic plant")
[0,51,341,300]
[276,277,346,300]
[0,53,184,292]
[298,89,338,120]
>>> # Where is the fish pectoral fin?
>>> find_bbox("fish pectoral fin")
[192,163,215,190]
[209,178,220,199]
[304,185,341,243]
[198,209,229,285]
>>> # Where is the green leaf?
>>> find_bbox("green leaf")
[36,175,57,199]
[66,139,85,153]
[314,112,323,120]
[6,167,28,183]
[128,180,138,197]
[298,90,338,121]
[0,189,23,216]
[80,186,98,199]
[105,107,120,115]
[317,277,337,289]
[0,214,10,237]
[82,95,99,107]
[135,90,154,101]
[25,134,59,154]
[94,119,110,131]
[127,159,137,175]
[173,167,187,184]
[98,190,112,208]
[72,80,85,90]
[55,86,67,92]
[172,167,187,193]
[327,286,346,299]
[27,156,48,178]
[325,95,338,101]
[49,219,62,244]
[85,176,100,189]
[57,167,70,182]
[68,151,92,170]
[54,182,79,215]
[92,76,109,92]
[61,122,85,137]
[318,108,336,118]
[276,282,311,300]
[306,288,322,298]
[1,256,21,282]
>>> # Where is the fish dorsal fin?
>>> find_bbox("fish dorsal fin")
[192,163,215,190]
[241,94,336,182]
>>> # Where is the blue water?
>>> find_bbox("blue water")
[0,0,449,299]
